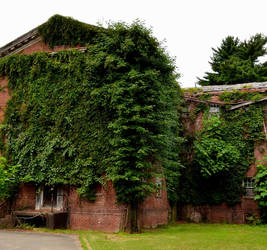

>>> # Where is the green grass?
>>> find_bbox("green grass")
[36,223,267,250]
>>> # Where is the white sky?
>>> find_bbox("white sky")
[0,0,266,87]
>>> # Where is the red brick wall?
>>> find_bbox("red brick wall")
[68,182,128,232]
[13,181,169,231]
[138,182,169,228]
[68,181,169,231]
[19,40,79,55]
[182,198,259,224]
[182,95,266,224]
[0,77,10,123]
[13,183,36,210]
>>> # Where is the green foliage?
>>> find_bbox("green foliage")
[189,103,208,121]
[254,155,267,223]
[219,90,264,103]
[38,15,105,48]
[182,87,203,94]
[194,116,241,177]
[198,93,212,101]
[198,34,267,86]
[0,157,21,198]
[0,18,183,205]
[179,105,264,206]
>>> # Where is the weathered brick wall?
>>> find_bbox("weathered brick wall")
[181,198,259,224]
[13,181,169,231]
[13,183,36,210]
[138,182,169,228]
[19,40,78,55]
[68,182,128,232]
[182,90,267,224]
[0,77,10,123]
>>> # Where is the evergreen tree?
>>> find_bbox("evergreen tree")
[198,34,267,86]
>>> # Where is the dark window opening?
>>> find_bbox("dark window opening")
[43,186,57,208]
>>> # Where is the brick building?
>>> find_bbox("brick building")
[0,21,169,232]
[181,82,267,223]
[0,17,266,230]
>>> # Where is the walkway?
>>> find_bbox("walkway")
[0,230,82,250]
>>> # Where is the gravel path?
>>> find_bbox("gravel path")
[0,230,82,250]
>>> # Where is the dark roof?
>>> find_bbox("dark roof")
[0,28,40,58]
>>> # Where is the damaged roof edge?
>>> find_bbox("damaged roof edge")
[0,28,39,58]
[186,95,267,111]
[201,82,267,92]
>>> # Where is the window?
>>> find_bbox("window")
[208,104,220,119]
[244,177,255,197]
[35,185,64,211]
[155,177,163,198]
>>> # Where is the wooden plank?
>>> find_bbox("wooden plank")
[228,97,267,110]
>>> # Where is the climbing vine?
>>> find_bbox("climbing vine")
[0,16,183,208]
[38,15,106,48]
[254,155,267,223]
[179,103,264,206]
[219,90,264,103]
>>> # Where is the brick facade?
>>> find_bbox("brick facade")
[1,28,266,229]
[182,199,259,224]
[13,182,168,231]
[181,88,267,223]
[0,38,169,231]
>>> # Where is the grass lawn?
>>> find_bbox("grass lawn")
[37,223,267,250]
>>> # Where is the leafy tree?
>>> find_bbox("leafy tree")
[198,34,267,86]
[0,157,20,199]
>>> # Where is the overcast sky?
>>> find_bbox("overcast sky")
[0,0,266,87]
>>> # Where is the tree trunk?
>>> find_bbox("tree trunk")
[170,203,177,223]
[130,203,139,233]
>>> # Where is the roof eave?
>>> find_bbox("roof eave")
[0,27,39,58]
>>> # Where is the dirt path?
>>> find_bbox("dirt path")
[0,230,82,250]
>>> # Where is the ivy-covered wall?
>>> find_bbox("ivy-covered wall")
[180,95,265,207]
[0,15,183,213]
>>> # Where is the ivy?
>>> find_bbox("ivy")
[254,155,267,223]
[37,15,105,48]
[198,93,211,101]
[219,90,264,103]
[0,18,183,207]
[179,104,264,206]
[0,157,23,199]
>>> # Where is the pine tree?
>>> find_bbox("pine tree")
[198,34,267,86]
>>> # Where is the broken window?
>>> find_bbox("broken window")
[155,177,163,198]
[208,104,220,119]
[243,177,255,197]
[35,185,64,211]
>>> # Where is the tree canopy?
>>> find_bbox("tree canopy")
[198,34,267,86]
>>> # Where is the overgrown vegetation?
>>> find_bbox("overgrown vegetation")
[0,15,183,230]
[0,157,21,199]
[254,155,267,223]
[198,93,212,101]
[38,15,105,48]
[219,90,265,103]
[179,104,264,206]
[198,34,267,86]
